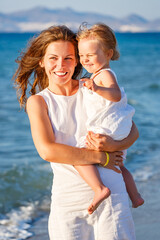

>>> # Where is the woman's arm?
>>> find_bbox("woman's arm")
[86,121,139,152]
[112,121,139,151]
[26,95,123,171]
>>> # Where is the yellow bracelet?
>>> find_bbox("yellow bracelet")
[104,152,110,167]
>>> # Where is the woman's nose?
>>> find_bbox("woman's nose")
[57,59,64,68]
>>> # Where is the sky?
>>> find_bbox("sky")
[0,0,160,20]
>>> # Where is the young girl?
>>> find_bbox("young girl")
[75,23,144,214]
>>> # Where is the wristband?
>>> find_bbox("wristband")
[103,152,110,167]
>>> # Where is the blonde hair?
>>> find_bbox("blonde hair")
[77,23,120,60]
[13,25,82,109]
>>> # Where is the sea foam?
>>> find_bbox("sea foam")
[0,202,38,240]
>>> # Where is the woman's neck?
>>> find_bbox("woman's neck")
[48,79,79,96]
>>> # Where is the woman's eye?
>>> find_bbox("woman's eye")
[50,57,56,60]
[65,58,73,61]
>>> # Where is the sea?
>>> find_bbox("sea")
[0,32,160,240]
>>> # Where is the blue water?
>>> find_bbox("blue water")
[0,32,160,239]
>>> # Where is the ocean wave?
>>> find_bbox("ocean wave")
[0,164,52,214]
[133,167,154,181]
[0,198,50,240]
[131,154,160,182]
[128,98,139,106]
[0,203,36,240]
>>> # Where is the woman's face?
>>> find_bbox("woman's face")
[40,40,77,86]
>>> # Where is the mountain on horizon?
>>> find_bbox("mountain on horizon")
[0,6,160,33]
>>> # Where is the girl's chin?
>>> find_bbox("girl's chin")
[83,66,93,73]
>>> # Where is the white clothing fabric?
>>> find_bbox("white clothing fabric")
[79,69,135,159]
[37,83,136,240]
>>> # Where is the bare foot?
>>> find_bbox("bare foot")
[88,187,111,214]
[132,193,144,208]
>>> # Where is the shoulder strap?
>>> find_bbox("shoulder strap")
[91,68,116,80]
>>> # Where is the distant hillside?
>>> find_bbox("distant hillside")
[0,6,160,33]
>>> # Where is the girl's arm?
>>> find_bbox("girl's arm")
[94,70,121,102]
[26,95,123,170]
[82,70,121,102]
[86,121,139,152]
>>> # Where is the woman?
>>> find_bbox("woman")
[13,25,137,239]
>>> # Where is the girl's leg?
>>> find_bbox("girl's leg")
[121,166,144,208]
[75,165,110,214]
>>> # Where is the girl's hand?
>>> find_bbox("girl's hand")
[80,78,98,92]
[86,131,116,152]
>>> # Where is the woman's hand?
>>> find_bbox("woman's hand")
[85,123,139,152]
[103,151,124,173]
[86,131,116,152]
[86,131,124,173]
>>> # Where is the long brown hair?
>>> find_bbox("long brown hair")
[13,25,82,109]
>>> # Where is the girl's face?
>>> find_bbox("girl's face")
[40,41,77,86]
[78,38,111,74]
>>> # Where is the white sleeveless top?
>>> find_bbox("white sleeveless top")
[37,83,87,185]
[37,82,135,240]
[81,68,135,140]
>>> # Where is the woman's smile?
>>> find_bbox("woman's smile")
[54,71,68,77]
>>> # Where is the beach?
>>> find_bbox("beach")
[28,214,49,240]
[0,32,160,240]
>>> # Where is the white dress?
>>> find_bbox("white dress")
[79,68,135,159]
[37,82,136,240]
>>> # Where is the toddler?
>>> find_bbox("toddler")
[75,23,144,214]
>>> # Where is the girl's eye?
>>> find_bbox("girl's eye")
[65,57,72,60]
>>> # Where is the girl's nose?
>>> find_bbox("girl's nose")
[83,57,89,63]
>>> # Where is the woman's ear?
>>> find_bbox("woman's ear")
[39,59,44,68]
